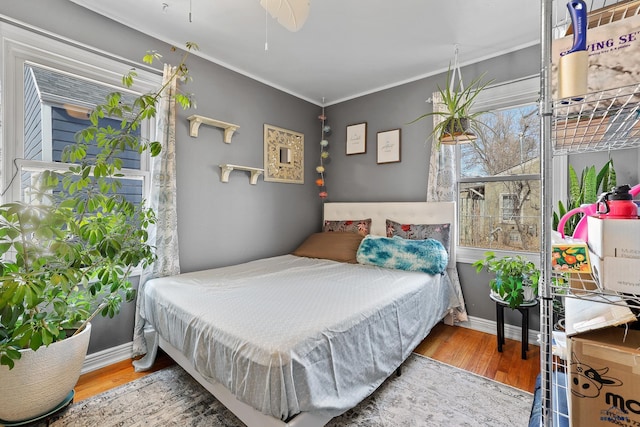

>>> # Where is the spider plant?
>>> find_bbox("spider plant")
[410,66,493,147]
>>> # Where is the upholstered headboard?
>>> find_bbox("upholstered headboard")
[323,202,456,268]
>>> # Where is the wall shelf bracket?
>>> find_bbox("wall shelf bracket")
[187,115,239,143]
[219,164,264,185]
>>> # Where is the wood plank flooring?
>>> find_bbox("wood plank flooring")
[74,323,540,403]
[413,322,540,392]
[74,352,174,402]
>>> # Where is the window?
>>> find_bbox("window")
[456,76,542,261]
[500,193,518,222]
[0,23,160,209]
[20,65,144,206]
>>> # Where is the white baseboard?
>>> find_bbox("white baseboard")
[456,315,539,348]
[82,342,134,374]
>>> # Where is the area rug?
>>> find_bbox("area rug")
[46,353,532,427]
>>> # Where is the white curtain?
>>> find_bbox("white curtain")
[427,92,469,323]
[132,64,181,366]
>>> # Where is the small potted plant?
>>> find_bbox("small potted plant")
[552,160,616,238]
[472,251,540,309]
[409,65,493,146]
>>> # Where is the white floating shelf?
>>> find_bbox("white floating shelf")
[187,115,240,143]
[219,164,264,185]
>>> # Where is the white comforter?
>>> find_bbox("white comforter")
[142,254,450,420]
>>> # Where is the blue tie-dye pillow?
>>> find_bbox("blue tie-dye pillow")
[356,235,448,275]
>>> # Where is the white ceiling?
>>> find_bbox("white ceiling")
[70,0,544,106]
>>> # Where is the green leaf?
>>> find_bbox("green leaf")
[143,50,161,65]
[149,141,162,157]
[582,166,597,204]
[41,328,53,346]
[53,300,67,316]
[1,353,17,369]
[568,165,580,206]
[29,331,43,351]
[596,158,616,194]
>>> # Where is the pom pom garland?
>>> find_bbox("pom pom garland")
[316,102,330,200]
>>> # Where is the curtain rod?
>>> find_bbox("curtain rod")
[0,14,163,77]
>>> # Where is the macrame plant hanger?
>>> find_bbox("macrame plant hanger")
[451,44,464,96]
[439,44,478,145]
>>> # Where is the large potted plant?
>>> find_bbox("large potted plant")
[410,66,493,146]
[0,45,195,422]
[472,251,540,309]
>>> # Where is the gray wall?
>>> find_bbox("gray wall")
[175,56,323,271]
[325,45,543,329]
[2,0,322,353]
[568,149,638,188]
[10,3,625,353]
[324,45,540,201]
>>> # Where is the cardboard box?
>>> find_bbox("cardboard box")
[587,217,640,260]
[554,115,608,148]
[564,294,636,337]
[568,272,599,293]
[590,250,640,294]
[569,328,640,426]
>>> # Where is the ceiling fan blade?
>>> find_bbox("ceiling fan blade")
[259,0,310,32]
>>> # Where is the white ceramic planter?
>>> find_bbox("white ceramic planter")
[491,285,537,305]
[0,323,91,422]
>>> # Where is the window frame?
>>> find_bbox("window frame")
[0,22,161,206]
[500,192,518,223]
[455,75,557,265]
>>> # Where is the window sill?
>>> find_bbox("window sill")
[456,246,541,268]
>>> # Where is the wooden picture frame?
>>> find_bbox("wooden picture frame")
[263,124,304,184]
[346,122,367,155]
[376,128,401,164]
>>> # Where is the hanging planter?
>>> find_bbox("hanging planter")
[439,117,478,144]
[409,46,493,147]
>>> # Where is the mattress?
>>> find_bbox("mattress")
[142,254,450,420]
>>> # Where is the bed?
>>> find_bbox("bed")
[135,201,462,427]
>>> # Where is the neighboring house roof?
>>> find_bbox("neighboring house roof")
[27,65,138,110]
[496,157,540,176]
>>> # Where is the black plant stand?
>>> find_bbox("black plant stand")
[490,293,538,360]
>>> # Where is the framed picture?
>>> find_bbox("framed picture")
[263,124,304,184]
[376,128,401,164]
[346,122,367,155]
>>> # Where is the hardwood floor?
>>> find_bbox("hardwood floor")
[413,322,540,392]
[74,323,540,403]
[74,351,175,402]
